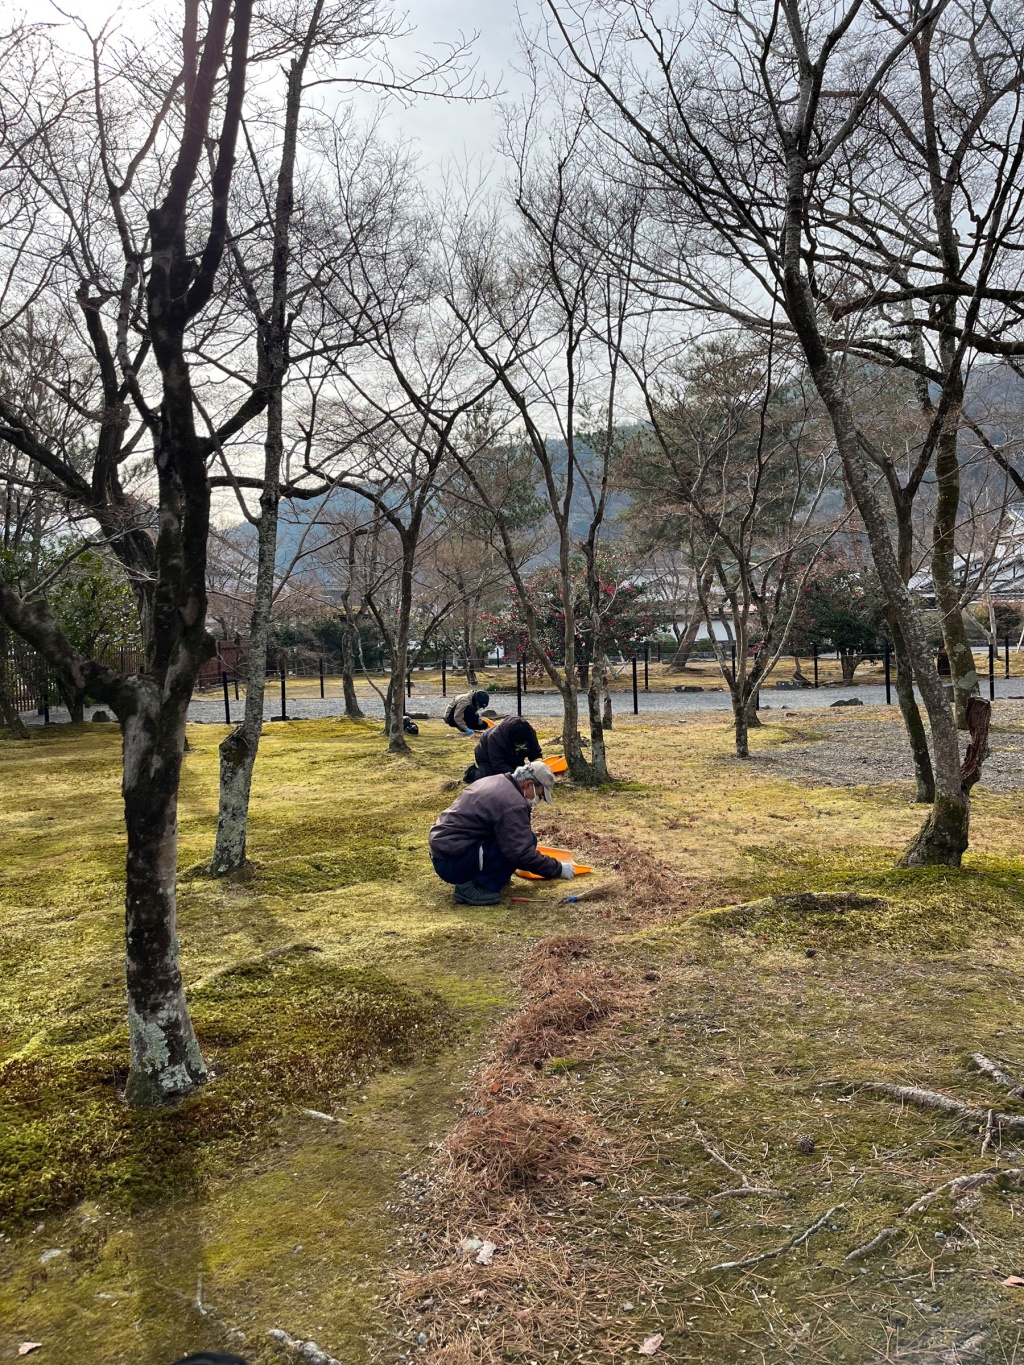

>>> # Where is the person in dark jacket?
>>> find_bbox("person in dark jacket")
[444,689,490,734]
[429,761,575,905]
[465,716,542,783]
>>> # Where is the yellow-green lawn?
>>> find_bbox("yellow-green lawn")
[2,709,1024,1364]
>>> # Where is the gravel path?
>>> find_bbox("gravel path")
[19,687,1024,795]
[750,703,1024,794]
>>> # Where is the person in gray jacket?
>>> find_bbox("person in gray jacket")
[444,689,490,734]
[429,760,576,905]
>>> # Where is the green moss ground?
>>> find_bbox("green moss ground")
[3,708,1024,1362]
[0,718,577,1365]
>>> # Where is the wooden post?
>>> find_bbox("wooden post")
[441,654,447,697]
[812,642,818,688]
[319,656,324,698]
[632,656,639,714]
[516,661,522,716]
[989,642,995,700]
[884,642,892,705]
[221,671,231,725]
[644,642,649,691]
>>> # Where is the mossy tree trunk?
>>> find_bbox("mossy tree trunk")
[886,608,934,803]
[210,385,282,874]
[122,684,207,1105]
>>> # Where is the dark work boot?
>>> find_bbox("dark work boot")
[453,880,501,906]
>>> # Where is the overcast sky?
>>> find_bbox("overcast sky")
[30,0,529,178]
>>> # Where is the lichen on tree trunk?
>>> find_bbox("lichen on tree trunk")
[122,692,208,1106]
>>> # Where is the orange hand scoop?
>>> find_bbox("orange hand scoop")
[515,843,592,881]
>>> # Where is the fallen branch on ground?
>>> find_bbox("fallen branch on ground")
[688,1122,785,1200]
[709,1186,788,1200]
[854,1082,1024,1132]
[695,1204,844,1275]
[268,1329,342,1365]
[969,1054,1024,1098]
[845,1226,898,1261]
[900,1168,1010,1217]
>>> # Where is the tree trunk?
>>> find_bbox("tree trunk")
[385,546,414,754]
[733,695,749,758]
[585,658,611,781]
[887,611,934,803]
[668,574,713,670]
[0,651,29,737]
[561,680,591,778]
[341,612,364,719]
[122,687,208,1106]
[782,151,970,866]
[463,598,480,685]
[839,650,863,684]
[932,415,978,729]
[209,384,283,875]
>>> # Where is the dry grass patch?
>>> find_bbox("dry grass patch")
[445,1100,608,1196]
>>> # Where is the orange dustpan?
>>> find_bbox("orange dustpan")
[515,843,592,881]
[542,755,568,774]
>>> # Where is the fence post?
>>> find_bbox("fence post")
[516,661,522,716]
[643,642,649,691]
[989,642,995,700]
[234,674,240,701]
[279,662,288,721]
[441,654,447,697]
[657,639,662,663]
[812,642,818,688]
[632,656,639,714]
[1006,633,1011,679]
[222,671,231,725]
[521,654,527,692]
[884,642,892,705]
[319,656,325,699]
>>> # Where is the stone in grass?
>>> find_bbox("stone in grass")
[91,710,112,722]
[830,697,864,707]
[793,1134,816,1155]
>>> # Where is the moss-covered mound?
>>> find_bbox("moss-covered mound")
[0,951,454,1227]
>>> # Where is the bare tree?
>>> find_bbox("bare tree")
[207,1,482,872]
[540,0,1009,864]
[0,7,261,1102]
[628,336,840,756]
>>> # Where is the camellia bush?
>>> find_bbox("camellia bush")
[785,551,886,682]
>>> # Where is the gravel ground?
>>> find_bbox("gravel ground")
[751,702,1024,794]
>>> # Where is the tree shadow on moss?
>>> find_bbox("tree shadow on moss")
[0,955,457,1229]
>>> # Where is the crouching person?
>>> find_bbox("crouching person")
[466,715,542,783]
[429,761,575,905]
